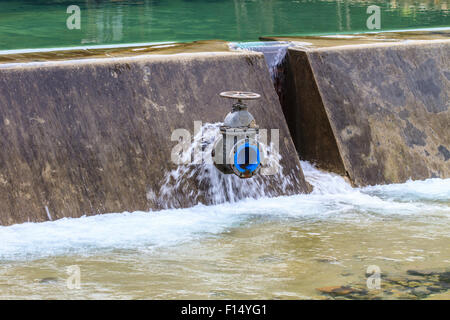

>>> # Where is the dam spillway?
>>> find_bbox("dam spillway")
[0,33,449,225]
[0,50,309,226]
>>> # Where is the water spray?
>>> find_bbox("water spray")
[211,91,265,179]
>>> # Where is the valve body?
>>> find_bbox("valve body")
[212,91,264,179]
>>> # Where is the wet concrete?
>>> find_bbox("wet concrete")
[0,51,309,226]
[261,29,450,49]
[285,40,450,186]
[0,40,230,65]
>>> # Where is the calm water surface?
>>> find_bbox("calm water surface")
[0,0,448,50]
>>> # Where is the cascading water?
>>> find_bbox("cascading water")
[0,160,448,263]
[1,47,449,298]
[229,41,292,80]
[229,41,293,100]
[155,45,303,209]
[156,122,300,207]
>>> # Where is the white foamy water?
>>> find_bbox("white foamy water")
[362,178,450,203]
[0,160,449,262]
[157,122,297,207]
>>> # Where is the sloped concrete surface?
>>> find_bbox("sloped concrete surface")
[287,40,450,186]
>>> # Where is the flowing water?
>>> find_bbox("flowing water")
[157,122,299,207]
[0,0,449,301]
[0,161,449,299]
[0,0,448,50]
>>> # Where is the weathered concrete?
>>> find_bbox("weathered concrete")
[261,29,450,48]
[286,40,450,186]
[0,51,309,225]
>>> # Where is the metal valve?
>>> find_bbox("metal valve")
[212,91,264,179]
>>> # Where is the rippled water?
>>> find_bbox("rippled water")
[0,0,448,50]
[0,161,448,299]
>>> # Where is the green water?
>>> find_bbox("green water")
[0,0,448,50]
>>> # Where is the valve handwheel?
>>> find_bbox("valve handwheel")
[219,91,261,100]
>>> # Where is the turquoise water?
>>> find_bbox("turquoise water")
[0,0,448,50]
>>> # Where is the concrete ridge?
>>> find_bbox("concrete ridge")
[0,50,262,70]
[290,39,450,52]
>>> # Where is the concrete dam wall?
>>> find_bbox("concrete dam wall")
[1,37,449,225]
[0,52,309,225]
[285,40,450,186]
